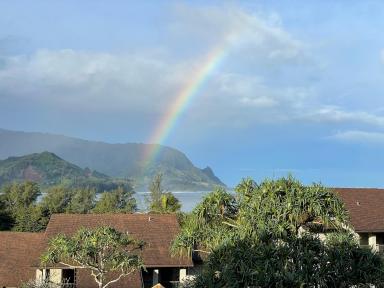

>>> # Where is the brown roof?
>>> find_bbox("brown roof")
[45,213,193,267]
[334,188,384,233]
[0,232,46,287]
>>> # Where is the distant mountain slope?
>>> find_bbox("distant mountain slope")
[0,151,128,191]
[0,129,225,191]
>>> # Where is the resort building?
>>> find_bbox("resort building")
[0,214,192,288]
[335,188,384,252]
[1,188,384,288]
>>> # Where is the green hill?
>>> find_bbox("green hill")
[0,129,226,191]
[0,151,129,192]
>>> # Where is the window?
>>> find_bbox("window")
[62,269,76,288]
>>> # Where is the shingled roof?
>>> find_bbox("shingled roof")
[0,214,191,288]
[0,232,46,287]
[45,213,193,267]
[334,188,384,233]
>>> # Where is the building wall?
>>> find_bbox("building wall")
[76,269,142,288]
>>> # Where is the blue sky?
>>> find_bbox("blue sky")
[0,0,384,187]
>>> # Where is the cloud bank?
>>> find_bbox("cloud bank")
[0,3,383,142]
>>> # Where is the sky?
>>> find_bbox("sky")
[0,0,384,187]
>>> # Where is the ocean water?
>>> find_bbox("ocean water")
[135,191,214,212]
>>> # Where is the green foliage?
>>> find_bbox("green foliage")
[0,180,138,231]
[0,196,13,230]
[192,235,384,288]
[171,187,237,257]
[40,185,73,215]
[1,181,137,231]
[174,176,384,287]
[0,182,46,231]
[41,226,145,288]
[148,173,181,213]
[93,186,137,213]
[2,181,41,208]
[159,192,181,213]
[12,205,47,232]
[66,187,96,214]
[236,176,348,240]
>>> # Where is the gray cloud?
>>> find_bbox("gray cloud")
[0,4,383,136]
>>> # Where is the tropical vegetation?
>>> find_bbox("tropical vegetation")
[0,181,137,232]
[172,176,384,287]
[147,173,181,213]
[41,226,145,288]
[0,151,132,192]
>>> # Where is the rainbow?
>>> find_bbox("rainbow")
[142,45,227,168]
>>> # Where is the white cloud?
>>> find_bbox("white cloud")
[329,130,384,144]
[0,49,186,113]
[307,106,384,127]
[170,4,305,63]
[0,3,309,127]
[0,3,383,136]
[239,96,277,108]
[1,47,384,133]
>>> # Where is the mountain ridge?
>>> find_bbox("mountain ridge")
[0,151,131,192]
[0,128,225,191]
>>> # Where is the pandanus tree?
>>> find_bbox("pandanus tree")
[172,176,384,287]
[41,226,145,288]
[171,187,238,256]
[148,173,181,213]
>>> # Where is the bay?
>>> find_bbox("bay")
[135,191,214,212]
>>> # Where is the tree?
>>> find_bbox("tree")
[173,176,384,287]
[159,192,181,213]
[1,182,45,231]
[93,186,137,213]
[172,187,237,256]
[0,196,13,230]
[12,205,46,232]
[66,187,96,213]
[147,173,181,213]
[40,185,73,215]
[2,181,41,208]
[41,226,145,288]
[192,234,384,288]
